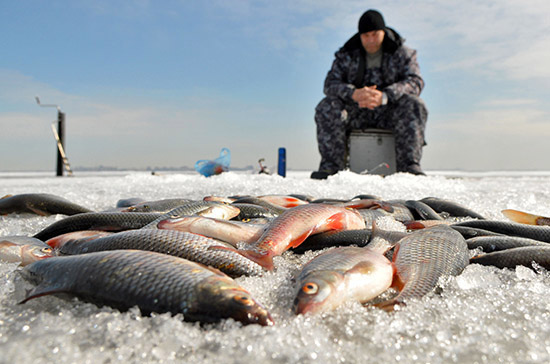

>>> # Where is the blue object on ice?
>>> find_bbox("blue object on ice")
[194,148,231,177]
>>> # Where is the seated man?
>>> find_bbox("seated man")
[312,9,428,179]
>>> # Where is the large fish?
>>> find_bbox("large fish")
[378,225,469,311]
[0,193,92,216]
[238,204,366,270]
[19,250,273,326]
[33,212,162,241]
[293,245,394,314]
[0,235,55,266]
[157,216,266,247]
[58,229,264,277]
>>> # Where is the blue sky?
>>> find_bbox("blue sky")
[1,0,549,172]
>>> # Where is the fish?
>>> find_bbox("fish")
[404,200,444,221]
[470,246,550,270]
[231,197,286,215]
[293,245,394,314]
[502,209,550,226]
[19,250,273,326]
[157,216,266,247]
[0,193,93,216]
[121,198,194,213]
[58,229,265,277]
[33,212,163,241]
[452,220,550,243]
[420,197,485,219]
[0,236,55,266]
[377,225,469,311]
[142,201,241,229]
[257,195,310,208]
[45,230,114,249]
[466,236,549,253]
[231,203,279,220]
[238,204,367,270]
[293,229,373,254]
[115,197,146,208]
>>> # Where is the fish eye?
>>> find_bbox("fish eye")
[241,218,251,222]
[302,282,318,295]
[233,295,253,306]
[41,247,52,253]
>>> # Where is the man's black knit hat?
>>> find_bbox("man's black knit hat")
[358,10,386,33]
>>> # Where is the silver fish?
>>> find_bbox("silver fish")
[58,229,265,277]
[19,250,273,326]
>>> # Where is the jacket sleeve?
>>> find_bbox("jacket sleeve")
[322,50,356,101]
[383,47,424,102]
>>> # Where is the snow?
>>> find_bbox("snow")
[2,170,550,364]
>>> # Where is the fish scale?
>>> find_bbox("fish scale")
[58,229,264,277]
[379,225,469,309]
[19,250,273,326]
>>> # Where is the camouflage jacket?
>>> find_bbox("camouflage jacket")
[323,27,424,104]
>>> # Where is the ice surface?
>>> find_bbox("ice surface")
[2,170,550,363]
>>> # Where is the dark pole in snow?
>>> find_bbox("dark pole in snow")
[56,111,65,176]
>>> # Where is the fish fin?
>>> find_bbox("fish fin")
[1,194,13,199]
[345,200,393,212]
[288,231,314,249]
[324,211,349,230]
[375,298,405,312]
[348,261,376,275]
[237,249,275,271]
[0,240,17,248]
[19,284,66,304]
[27,207,50,216]
[404,221,427,230]
[502,209,549,226]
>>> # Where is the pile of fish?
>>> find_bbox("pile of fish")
[2,192,550,326]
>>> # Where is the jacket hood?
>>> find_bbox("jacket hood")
[341,27,404,54]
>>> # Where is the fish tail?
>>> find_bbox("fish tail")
[238,249,275,271]
[502,209,550,226]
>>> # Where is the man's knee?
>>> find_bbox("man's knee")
[393,94,428,122]
[315,96,348,125]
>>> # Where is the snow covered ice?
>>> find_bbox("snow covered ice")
[2,170,550,364]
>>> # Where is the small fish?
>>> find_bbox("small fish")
[293,229,373,253]
[452,220,550,243]
[231,203,279,220]
[470,246,550,270]
[58,229,265,277]
[157,216,266,246]
[257,195,310,208]
[420,197,485,219]
[0,236,55,266]
[377,225,469,311]
[404,200,444,221]
[33,212,163,241]
[19,250,273,326]
[0,193,92,216]
[466,236,549,253]
[293,245,394,314]
[238,204,366,270]
[122,198,193,213]
[142,201,240,229]
[502,209,550,226]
